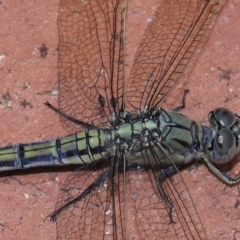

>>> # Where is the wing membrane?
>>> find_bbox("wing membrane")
[127,146,207,239]
[54,154,207,239]
[54,158,128,240]
[58,0,126,132]
[126,0,219,109]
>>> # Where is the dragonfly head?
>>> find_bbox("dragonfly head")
[207,108,240,164]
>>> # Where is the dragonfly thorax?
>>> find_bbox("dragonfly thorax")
[108,107,211,167]
[108,107,161,154]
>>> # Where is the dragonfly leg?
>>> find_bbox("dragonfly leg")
[172,89,190,112]
[203,157,240,185]
[156,171,176,224]
[49,168,110,222]
[44,101,96,128]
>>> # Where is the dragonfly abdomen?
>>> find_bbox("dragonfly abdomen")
[0,129,110,171]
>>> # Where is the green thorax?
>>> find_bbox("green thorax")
[112,108,203,167]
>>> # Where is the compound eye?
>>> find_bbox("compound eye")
[213,128,236,164]
[209,108,236,128]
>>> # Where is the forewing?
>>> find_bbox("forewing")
[126,0,219,110]
[58,0,125,132]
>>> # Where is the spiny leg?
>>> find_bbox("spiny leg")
[50,168,110,222]
[173,89,190,112]
[156,171,176,224]
[204,157,240,185]
[45,101,96,129]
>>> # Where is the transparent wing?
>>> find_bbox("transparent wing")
[58,0,126,132]
[53,153,207,239]
[127,146,207,239]
[53,158,127,240]
[128,171,206,239]
[126,0,219,109]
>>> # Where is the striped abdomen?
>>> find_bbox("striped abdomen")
[0,129,111,172]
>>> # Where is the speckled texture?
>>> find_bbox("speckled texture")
[0,0,239,239]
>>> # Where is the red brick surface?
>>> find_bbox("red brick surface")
[0,0,240,239]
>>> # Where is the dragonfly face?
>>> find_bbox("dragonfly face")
[207,108,240,164]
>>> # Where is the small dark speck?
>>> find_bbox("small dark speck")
[218,67,231,81]
[20,99,33,108]
[39,44,48,58]
[234,199,240,209]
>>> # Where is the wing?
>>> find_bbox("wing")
[126,0,219,110]
[57,0,126,132]
[127,146,207,239]
[52,154,207,239]
[52,157,127,240]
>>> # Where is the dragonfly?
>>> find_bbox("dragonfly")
[1,1,238,239]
